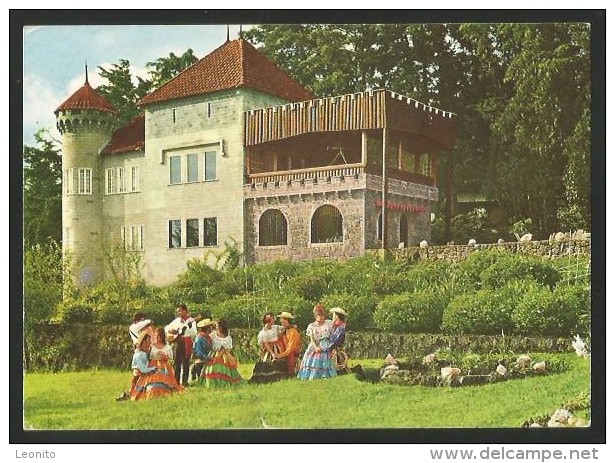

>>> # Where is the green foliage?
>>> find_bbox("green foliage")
[373,292,446,333]
[56,301,97,323]
[512,283,587,336]
[24,240,64,326]
[146,49,198,88]
[441,280,540,335]
[455,248,509,289]
[480,255,561,289]
[23,129,62,248]
[320,293,378,329]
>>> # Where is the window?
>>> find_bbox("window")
[186,218,199,247]
[64,227,71,249]
[172,108,176,123]
[259,209,288,246]
[121,225,144,250]
[170,156,182,184]
[203,218,217,246]
[78,168,92,194]
[64,170,71,194]
[207,102,212,118]
[117,167,126,193]
[205,151,217,181]
[187,153,199,183]
[168,220,182,248]
[105,168,115,194]
[311,205,343,243]
[399,214,408,247]
[131,166,139,192]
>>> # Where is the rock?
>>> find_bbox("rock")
[419,240,428,248]
[441,366,461,381]
[532,361,546,372]
[422,353,436,365]
[516,355,532,368]
[496,364,507,376]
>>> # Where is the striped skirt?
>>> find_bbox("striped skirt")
[199,349,245,388]
[130,359,185,401]
[296,343,337,380]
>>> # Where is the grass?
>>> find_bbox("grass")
[23,354,590,430]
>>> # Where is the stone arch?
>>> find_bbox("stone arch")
[311,204,343,243]
[258,208,288,246]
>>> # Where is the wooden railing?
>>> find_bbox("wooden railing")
[248,163,365,185]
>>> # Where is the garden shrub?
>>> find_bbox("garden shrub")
[287,272,330,302]
[554,282,591,335]
[441,280,540,335]
[56,301,98,323]
[24,241,64,326]
[373,291,446,333]
[455,248,509,289]
[480,255,561,289]
[320,293,378,329]
[512,283,585,336]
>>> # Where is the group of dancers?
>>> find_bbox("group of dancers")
[117,302,349,401]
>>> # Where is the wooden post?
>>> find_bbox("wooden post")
[445,151,453,243]
[381,127,388,251]
[398,138,403,170]
[361,130,368,165]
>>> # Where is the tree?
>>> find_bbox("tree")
[23,129,62,248]
[146,48,198,88]
[96,59,152,126]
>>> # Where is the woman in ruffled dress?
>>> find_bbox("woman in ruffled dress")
[200,318,245,387]
[129,331,184,401]
[296,303,337,380]
[249,312,287,384]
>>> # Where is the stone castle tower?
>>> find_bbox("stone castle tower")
[54,69,117,285]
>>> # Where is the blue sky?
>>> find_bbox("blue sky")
[23,24,246,145]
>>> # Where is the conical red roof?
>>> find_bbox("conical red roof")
[55,81,116,115]
[140,38,313,106]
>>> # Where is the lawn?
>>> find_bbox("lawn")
[23,354,590,430]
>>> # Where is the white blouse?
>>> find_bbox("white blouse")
[257,325,283,346]
[150,344,174,361]
[306,319,333,341]
[211,332,233,350]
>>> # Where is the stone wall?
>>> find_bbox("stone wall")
[245,187,366,263]
[25,324,575,372]
[371,239,591,263]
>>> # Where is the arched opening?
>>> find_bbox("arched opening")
[259,209,288,246]
[311,205,343,243]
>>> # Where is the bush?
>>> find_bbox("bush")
[320,293,378,330]
[455,248,509,290]
[441,280,540,335]
[24,241,64,326]
[373,292,446,333]
[480,255,561,289]
[56,301,98,323]
[512,283,587,336]
[286,272,330,302]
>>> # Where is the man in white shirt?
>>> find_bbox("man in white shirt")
[165,304,200,386]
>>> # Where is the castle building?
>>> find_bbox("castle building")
[55,38,456,286]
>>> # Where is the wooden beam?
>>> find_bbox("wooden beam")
[361,130,368,165]
[381,127,388,251]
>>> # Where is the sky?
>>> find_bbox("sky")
[22,24,246,145]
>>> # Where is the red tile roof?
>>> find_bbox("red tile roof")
[102,114,145,155]
[54,81,116,115]
[140,38,313,106]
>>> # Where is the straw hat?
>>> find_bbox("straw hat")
[277,311,295,320]
[329,307,347,317]
[135,330,151,348]
[197,318,215,328]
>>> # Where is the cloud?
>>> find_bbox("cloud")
[23,74,61,145]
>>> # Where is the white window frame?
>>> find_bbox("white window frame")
[169,156,182,185]
[105,168,115,195]
[204,150,217,181]
[117,167,126,193]
[131,165,139,192]
[78,168,92,195]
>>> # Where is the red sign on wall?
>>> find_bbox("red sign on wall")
[375,199,426,213]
